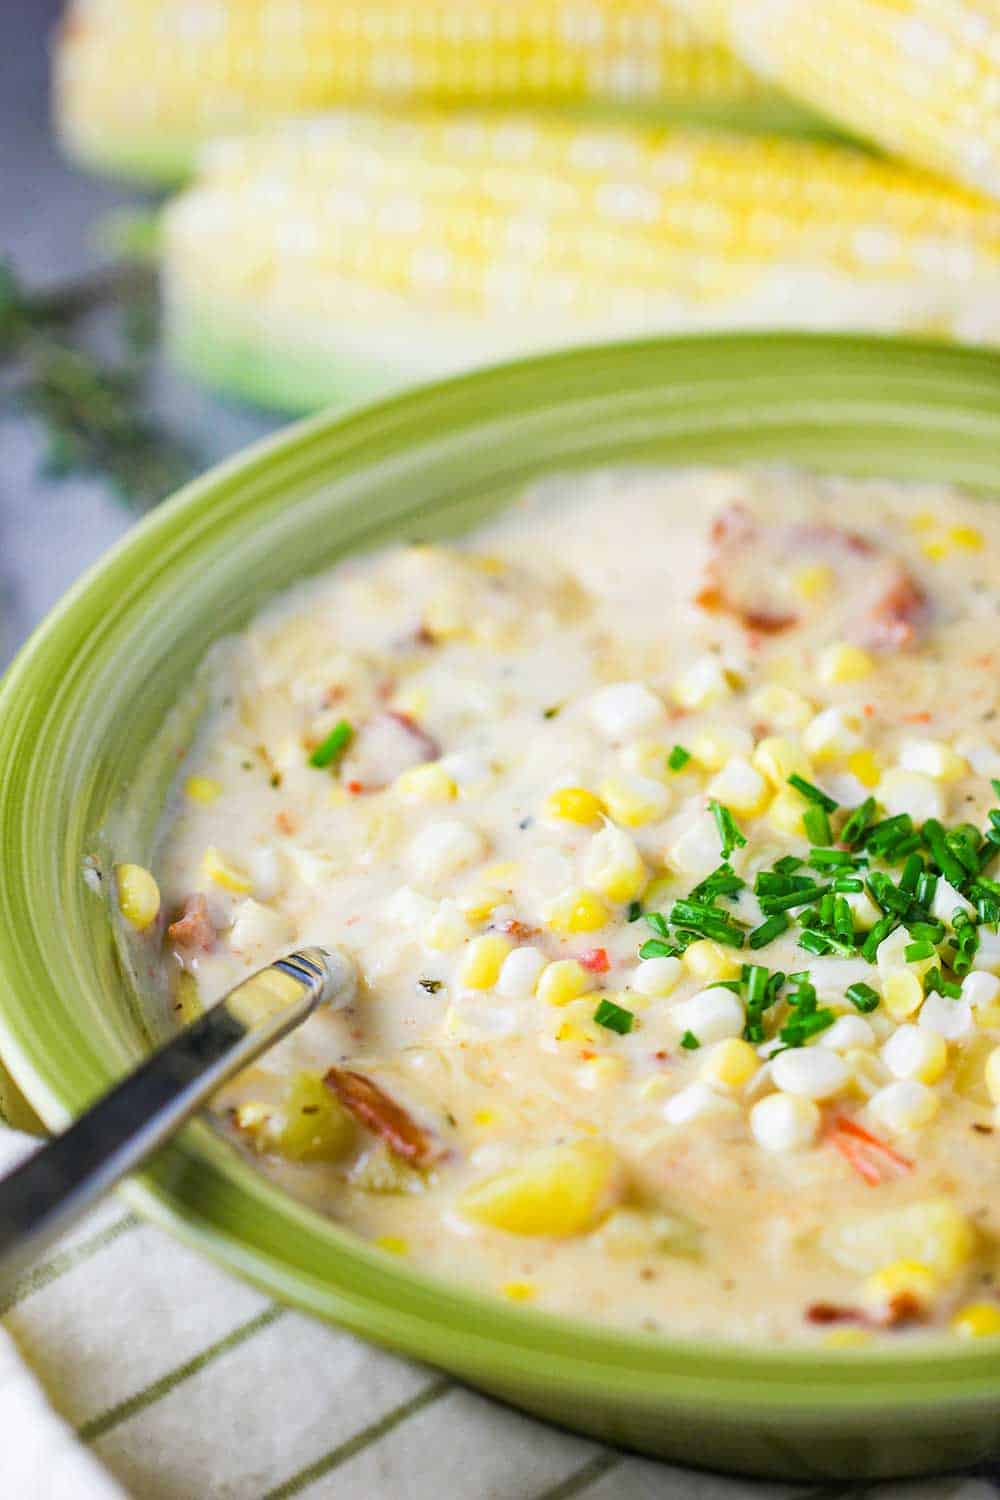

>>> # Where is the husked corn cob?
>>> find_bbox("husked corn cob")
[162,112,1000,411]
[673,0,1000,201]
[55,0,800,184]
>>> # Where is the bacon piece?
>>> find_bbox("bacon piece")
[699,503,929,650]
[339,711,441,791]
[826,1115,912,1186]
[806,1298,922,1330]
[324,1067,436,1167]
[166,894,215,952]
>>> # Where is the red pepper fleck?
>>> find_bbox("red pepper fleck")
[580,947,610,973]
[346,779,364,795]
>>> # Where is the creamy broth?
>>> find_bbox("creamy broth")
[140,468,1000,1345]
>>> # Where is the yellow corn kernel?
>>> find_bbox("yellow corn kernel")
[172,971,202,1024]
[921,538,950,562]
[706,757,770,816]
[910,511,938,534]
[638,1074,672,1101]
[683,939,741,983]
[984,1046,1000,1104]
[576,1056,627,1091]
[949,525,984,551]
[374,1235,409,1256]
[537,959,594,1008]
[394,762,457,802]
[458,933,514,990]
[748,683,814,733]
[818,643,875,686]
[473,1108,498,1130]
[701,1037,760,1090]
[847,749,882,789]
[671,657,736,711]
[883,970,924,1021]
[791,563,834,603]
[598,775,669,828]
[952,1303,1000,1338]
[116,863,160,931]
[459,1139,618,1236]
[844,1049,885,1101]
[863,1259,939,1317]
[185,775,221,804]
[459,886,506,924]
[751,736,813,790]
[202,845,252,894]
[621,739,674,782]
[501,1281,537,1302]
[823,1328,873,1349]
[545,888,609,936]
[768,787,807,838]
[544,786,605,826]
[689,726,752,772]
[583,824,647,905]
[554,997,601,1045]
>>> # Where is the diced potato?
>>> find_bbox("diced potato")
[595,1206,702,1259]
[459,1139,619,1236]
[266,1072,356,1163]
[350,1142,427,1194]
[823,1198,976,1278]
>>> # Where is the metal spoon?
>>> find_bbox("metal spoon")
[0,946,355,1288]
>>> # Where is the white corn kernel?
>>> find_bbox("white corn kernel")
[599,774,671,828]
[771,1046,849,1100]
[669,813,728,878]
[803,707,864,761]
[898,739,968,782]
[583,822,647,904]
[588,681,665,740]
[496,946,547,998]
[671,657,736,711]
[877,769,945,823]
[664,1081,738,1125]
[750,1092,820,1152]
[962,971,1000,1010]
[633,956,683,998]
[877,926,933,981]
[972,928,1000,975]
[919,992,973,1041]
[620,739,674,782]
[881,1024,948,1085]
[930,878,976,928]
[670,988,744,1045]
[820,1015,876,1052]
[387,886,435,933]
[867,1079,940,1133]
[817,643,874,686]
[229,898,294,958]
[706,758,770,817]
[954,736,1000,780]
[423,899,470,952]
[748,683,814,732]
[690,726,753,772]
[409,820,486,884]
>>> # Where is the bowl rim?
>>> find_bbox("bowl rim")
[4,330,1000,1407]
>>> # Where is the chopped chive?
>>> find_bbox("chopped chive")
[841,796,876,847]
[593,998,635,1035]
[645,912,671,938]
[904,939,936,962]
[670,898,746,947]
[845,981,880,1013]
[744,965,770,1009]
[797,927,834,956]
[690,863,745,902]
[709,799,747,859]
[668,744,691,772]
[709,978,744,994]
[680,1030,701,1050]
[808,848,855,869]
[861,912,898,963]
[915,871,939,909]
[639,938,677,960]
[787,773,838,813]
[803,804,832,846]
[759,882,834,915]
[308,718,353,769]
[924,966,963,999]
[780,1007,835,1047]
[922,819,970,889]
[749,913,790,949]
[864,813,913,857]
[899,853,924,894]
[909,919,945,944]
[774,855,804,875]
[627,900,642,923]
[832,875,863,893]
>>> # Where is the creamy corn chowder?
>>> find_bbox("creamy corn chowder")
[119,467,1000,1345]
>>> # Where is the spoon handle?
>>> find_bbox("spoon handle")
[0,947,346,1288]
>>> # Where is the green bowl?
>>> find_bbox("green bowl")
[3,334,1000,1481]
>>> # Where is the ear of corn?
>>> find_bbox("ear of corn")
[162,110,1000,412]
[673,0,1000,202]
[55,0,812,184]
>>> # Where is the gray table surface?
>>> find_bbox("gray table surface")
[0,0,282,670]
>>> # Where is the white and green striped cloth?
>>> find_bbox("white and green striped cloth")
[4,1124,1000,1497]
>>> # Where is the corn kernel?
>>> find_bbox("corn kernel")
[752,736,813,790]
[459,886,506,924]
[847,749,882,788]
[683,939,741,983]
[984,1046,1000,1103]
[394,762,457,802]
[553,997,601,1045]
[803,707,864,761]
[879,768,946,823]
[748,683,814,733]
[588,681,665,740]
[458,934,514,990]
[544,785,604,826]
[868,1078,939,1132]
[185,775,221,804]
[823,1328,873,1349]
[689,726,753,772]
[545,887,609,936]
[423,899,470,951]
[202,846,252,894]
[883,970,924,1021]
[390,684,430,721]
[576,1056,627,1091]
[818,643,875,686]
[671,656,737,711]
[825,1197,975,1277]
[910,511,938,533]
[374,1235,409,1256]
[881,1025,948,1085]
[863,1259,939,1317]
[706,757,770,816]
[898,739,968,783]
[633,955,683,998]
[537,959,595,1008]
[949,525,984,551]
[768,787,807,838]
[583,823,647,904]
[598,774,670,828]
[501,1281,537,1302]
[669,814,725,877]
[952,1303,1000,1338]
[921,538,950,562]
[792,563,834,602]
[620,739,674,782]
[701,1037,760,1090]
[234,1101,273,1134]
[423,591,469,640]
[750,1092,820,1152]
[116,863,161,931]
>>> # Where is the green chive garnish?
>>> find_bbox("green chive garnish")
[626,900,642,923]
[709,799,747,859]
[749,913,790,949]
[846,981,880,1014]
[593,998,635,1035]
[803,804,832,846]
[787,773,838,813]
[840,796,876,848]
[680,1030,701,1050]
[904,939,936,963]
[638,938,676,960]
[308,719,353,769]
[668,744,691,772]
